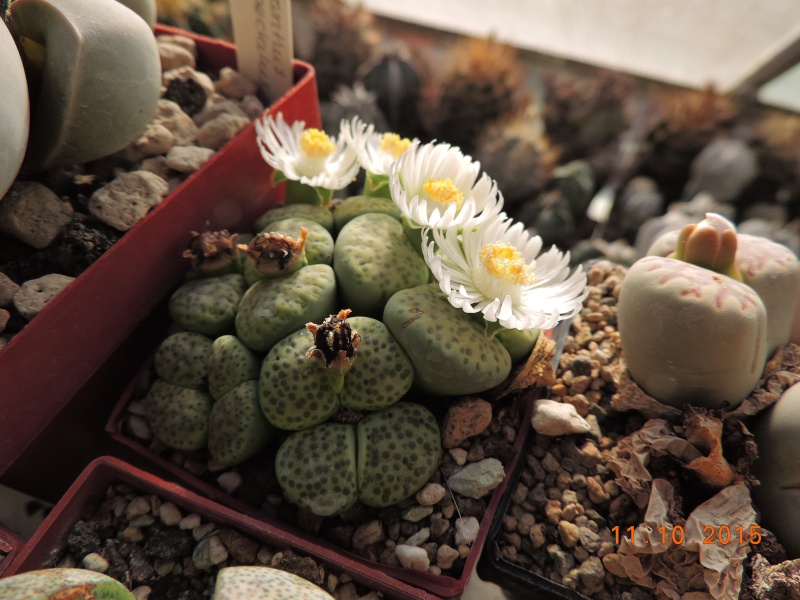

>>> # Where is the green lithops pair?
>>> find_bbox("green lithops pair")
[169,273,248,337]
[275,401,440,516]
[334,212,429,318]
[213,566,334,600]
[619,213,768,409]
[259,312,414,430]
[0,568,134,599]
[146,329,275,464]
[384,283,513,395]
[264,310,439,516]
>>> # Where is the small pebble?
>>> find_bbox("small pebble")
[395,545,430,571]
[0,181,73,249]
[159,502,182,526]
[165,146,215,173]
[215,67,258,99]
[13,274,75,320]
[441,396,493,448]
[415,483,446,506]
[454,516,480,546]
[81,552,109,573]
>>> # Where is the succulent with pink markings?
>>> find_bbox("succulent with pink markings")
[618,213,767,409]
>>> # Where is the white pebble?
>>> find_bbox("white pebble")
[395,544,430,571]
[81,552,109,573]
[531,399,592,436]
[455,516,480,546]
[179,513,201,530]
[217,471,243,494]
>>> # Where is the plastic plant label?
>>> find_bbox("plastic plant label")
[230,0,294,103]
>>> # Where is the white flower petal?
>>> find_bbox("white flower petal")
[422,214,588,331]
[254,112,360,190]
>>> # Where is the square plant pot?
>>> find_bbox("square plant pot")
[2,456,440,599]
[106,352,541,600]
[0,525,23,579]
[0,25,320,490]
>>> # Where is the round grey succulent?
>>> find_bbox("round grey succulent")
[169,273,247,336]
[208,334,260,401]
[333,213,428,318]
[144,379,213,451]
[383,284,512,395]
[208,380,277,467]
[235,264,337,352]
[154,331,214,390]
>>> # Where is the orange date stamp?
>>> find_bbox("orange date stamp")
[612,525,763,546]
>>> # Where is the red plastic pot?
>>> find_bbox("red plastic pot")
[2,456,440,599]
[107,363,539,599]
[0,26,320,499]
[0,525,23,578]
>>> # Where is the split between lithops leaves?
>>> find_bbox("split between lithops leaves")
[668,212,742,280]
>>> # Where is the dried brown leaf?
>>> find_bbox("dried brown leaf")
[502,334,556,397]
[610,360,684,420]
[683,411,737,489]
[725,344,800,422]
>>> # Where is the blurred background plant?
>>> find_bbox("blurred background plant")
[153,0,800,261]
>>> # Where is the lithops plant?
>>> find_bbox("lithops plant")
[254,203,335,235]
[208,380,277,467]
[213,566,334,600]
[0,568,135,599]
[333,212,429,318]
[331,195,401,233]
[618,213,768,409]
[648,227,800,357]
[154,331,214,389]
[208,334,260,400]
[145,378,213,451]
[7,0,161,170]
[169,273,248,337]
[235,263,337,352]
[750,382,800,557]
[0,22,29,200]
[182,229,241,277]
[275,401,440,516]
[383,283,512,395]
[259,311,414,430]
[259,218,334,268]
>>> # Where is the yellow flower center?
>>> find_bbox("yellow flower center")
[423,178,464,209]
[480,243,536,286]
[300,128,336,158]
[380,133,413,158]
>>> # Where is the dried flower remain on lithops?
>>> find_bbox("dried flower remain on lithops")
[423,215,588,331]
[182,229,240,275]
[389,141,502,230]
[238,228,309,276]
[255,112,359,191]
[306,309,361,377]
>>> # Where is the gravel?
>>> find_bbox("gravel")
[46,482,378,599]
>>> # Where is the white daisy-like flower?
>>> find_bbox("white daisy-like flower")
[423,216,588,330]
[255,112,360,190]
[340,116,417,175]
[390,141,503,229]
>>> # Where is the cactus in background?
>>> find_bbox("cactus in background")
[213,566,334,600]
[682,136,759,203]
[618,214,768,409]
[473,108,558,210]
[541,69,633,166]
[422,36,528,154]
[360,49,423,138]
[300,0,376,100]
[638,86,737,202]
